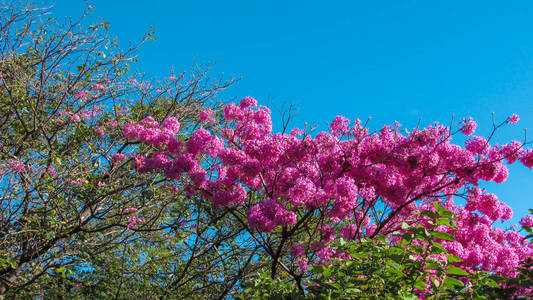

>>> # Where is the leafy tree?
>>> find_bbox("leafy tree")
[0,2,254,298]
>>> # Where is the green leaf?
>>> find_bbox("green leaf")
[414,279,426,291]
[409,245,425,255]
[433,231,455,242]
[442,277,464,289]
[446,254,463,263]
[425,263,440,270]
[420,210,436,220]
[447,265,469,276]
[6,258,17,269]
[484,278,500,288]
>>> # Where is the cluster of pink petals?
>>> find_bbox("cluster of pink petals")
[440,200,533,277]
[69,178,87,186]
[507,114,520,124]
[57,107,103,124]
[199,108,215,122]
[10,160,26,173]
[123,207,138,214]
[460,117,478,135]
[123,97,533,278]
[126,215,145,230]
[520,215,533,227]
[112,153,126,164]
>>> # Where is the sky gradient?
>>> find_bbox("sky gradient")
[52,0,533,226]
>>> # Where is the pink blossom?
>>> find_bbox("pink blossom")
[187,128,211,155]
[70,114,81,122]
[520,215,533,227]
[11,160,26,173]
[161,117,180,135]
[298,258,308,273]
[330,115,350,137]
[121,97,533,281]
[507,114,520,124]
[123,207,138,214]
[124,122,142,139]
[247,199,297,232]
[69,178,87,186]
[460,117,478,135]
[126,215,145,230]
[240,96,258,109]
[46,167,57,176]
[199,108,215,122]
[92,82,106,91]
[520,149,533,168]
[291,245,306,257]
[74,90,89,101]
[112,153,126,164]
[465,136,490,155]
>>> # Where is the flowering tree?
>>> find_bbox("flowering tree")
[123,95,533,296]
[0,3,251,297]
[2,1,533,298]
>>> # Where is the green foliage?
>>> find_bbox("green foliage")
[240,204,533,299]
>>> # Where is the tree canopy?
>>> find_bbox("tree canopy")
[0,2,532,299]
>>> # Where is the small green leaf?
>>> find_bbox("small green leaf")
[446,254,463,263]
[421,210,436,220]
[447,265,469,276]
[442,277,464,289]
[484,278,500,288]
[414,279,426,291]
[6,258,17,269]
[425,263,440,270]
[433,231,455,242]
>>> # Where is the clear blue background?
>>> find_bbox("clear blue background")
[52,0,533,226]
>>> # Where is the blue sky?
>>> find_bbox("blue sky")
[52,0,533,226]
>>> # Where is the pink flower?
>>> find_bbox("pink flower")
[507,114,520,124]
[161,117,180,135]
[298,258,308,273]
[74,90,89,101]
[69,178,87,186]
[70,114,81,122]
[95,127,104,138]
[112,153,126,164]
[465,136,490,155]
[121,97,533,283]
[124,122,143,139]
[520,215,533,227]
[123,207,138,214]
[240,96,258,109]
[291,245,306,257]
[330,115,350,137]
[92,83,106,91]
[126,215,144,229]
[520,149,533,168]
[199,108,215,122]
[187,128,211,155]
[11,160,26,173]
[46,167,57,176]
[460,117,478,135]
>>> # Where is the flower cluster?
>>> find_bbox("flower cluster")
[123,97,533,278]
